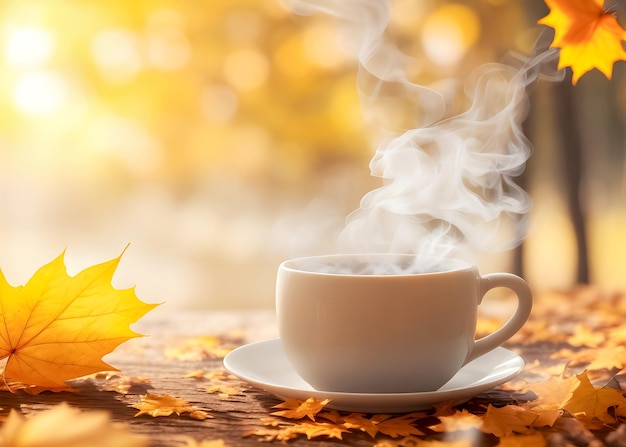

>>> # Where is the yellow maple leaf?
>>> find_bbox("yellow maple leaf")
[132,393,211,420]
[0,403,148,447]
[0,250,158,389]
[538,0,626,84]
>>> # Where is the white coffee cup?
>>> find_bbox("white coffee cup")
[276,254,532,393]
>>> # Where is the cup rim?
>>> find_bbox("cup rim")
[279,253,475,277]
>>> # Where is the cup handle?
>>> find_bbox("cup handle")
[466,273,532,363]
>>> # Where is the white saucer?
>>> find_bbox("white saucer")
[223,339,524,413]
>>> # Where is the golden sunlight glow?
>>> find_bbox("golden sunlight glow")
[5,26,55,68]
[421,4,480,66]
[13,71,67,116]
[201,84,239,123]
[87,116,164,177]
[302,22,348,70]
[146,10,191,71]
[91,29,142,84]
[223,48,270,91]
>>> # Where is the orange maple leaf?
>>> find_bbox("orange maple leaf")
[0,250,158,389]
[366,413,425,438]
[524,374,581,426]
[538,0,626,84]
[563,370,626,423]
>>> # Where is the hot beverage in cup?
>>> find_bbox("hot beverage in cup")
[276,254,532,393]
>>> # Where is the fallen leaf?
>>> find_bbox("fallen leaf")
[0,250,157,389]
[538,0,626,84]
[567,324,605,348]
[244,418,350,442]
[524,374,581,426]
[341,413,381,438]
[287,420,351,440]
[563,370,626,423]
[0,403,148,447]
[205,384,245,400]
[270,397,330,421]
[430,409,483,433]
[480,404,538,437]
[132,393,211,420]
[367,413,425,438]
[584,345,626,371]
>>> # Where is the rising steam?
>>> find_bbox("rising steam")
[286,0,561,266]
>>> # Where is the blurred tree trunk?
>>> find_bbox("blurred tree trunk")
[553,80,589,284]
[512,125,530,278]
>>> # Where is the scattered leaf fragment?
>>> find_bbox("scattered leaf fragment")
[205,384,245,400]
[480,404,538,437]
[430,409,483,433]
[132,393,211,420]
[270,397,330,421]
[563,371,626,423]
[0,250,158,389]
[523,374,581,426]
[538,0,626,84]
[185,369,238,381]
[83,372,152,395]
[367,413,425,438]
[0,403,148,447]
[244,418,350,442]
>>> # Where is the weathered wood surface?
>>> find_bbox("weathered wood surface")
[0,310,610,446]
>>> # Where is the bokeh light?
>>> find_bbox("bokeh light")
[0,0,623,312]
[421,4,480,66]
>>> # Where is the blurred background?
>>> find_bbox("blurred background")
[0,0,624,311]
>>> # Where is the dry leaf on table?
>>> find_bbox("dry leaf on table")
[132,392,212,420]
[270,397,330,421]
[480,404,538,437]
[180,437,227,447]
[0,250,157,390]
[563,371,626,424]
[523,374,580,427]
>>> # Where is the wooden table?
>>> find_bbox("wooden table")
[1,290,625,446]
